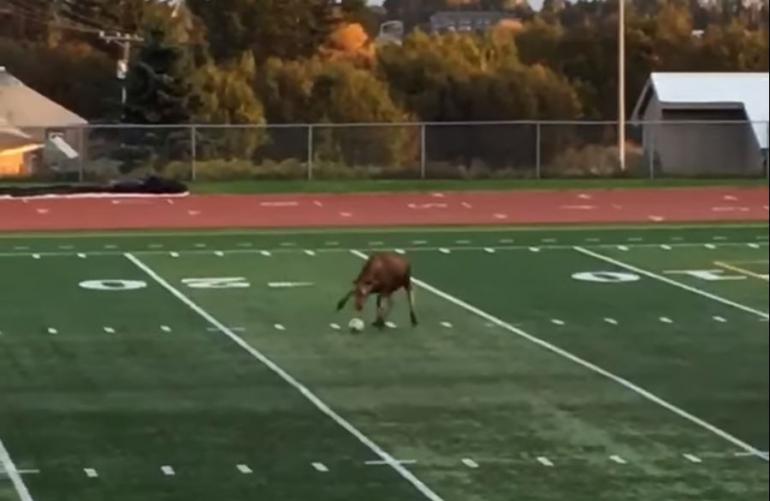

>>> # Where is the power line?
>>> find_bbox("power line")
[2,9,106,35]
[1,0,97,32]
[1,0,125,35]
[2,4,91,33]
[52,0,124,32]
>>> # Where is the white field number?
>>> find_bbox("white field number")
[80,277,250,291]
[79,279,148,291]
[572,271,641,283]
[573,269,746,284]
[665,270,746,281]
[181,277,250,289]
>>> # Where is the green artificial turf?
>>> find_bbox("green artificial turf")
[0,225,767,501]
[0,485,19,501]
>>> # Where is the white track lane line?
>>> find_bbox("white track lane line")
[574,247,769,320]
[348,250,770,462]
[0,438,35,501]
[125,253,445,501]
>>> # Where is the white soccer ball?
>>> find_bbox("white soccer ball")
[348,318,365,333]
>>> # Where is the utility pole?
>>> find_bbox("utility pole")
[99,31,143,119]
[618,0,626,172]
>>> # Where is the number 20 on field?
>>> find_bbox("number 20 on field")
[78,269,747,292]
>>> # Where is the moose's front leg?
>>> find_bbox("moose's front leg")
[372,295,387,329]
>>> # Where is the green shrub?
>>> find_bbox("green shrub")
[544,142,644,178]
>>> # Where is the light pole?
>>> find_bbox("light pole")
[618,0,626,172]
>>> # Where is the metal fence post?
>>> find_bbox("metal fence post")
[420,124,427,179]
[765,122,770,179]
[77,126,85,182]
[535,123,542,179]
[190,125,197,182]
[648,125,655,181]
[307,125,314,181]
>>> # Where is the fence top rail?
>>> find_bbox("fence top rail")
[12,120,770,129]
[16,121,612,129]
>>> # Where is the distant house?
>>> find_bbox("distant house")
[376,20,405,46]
[429,11,519,34]
[0,120,43,177]
[0,66,87,176]
[632,72,769,176]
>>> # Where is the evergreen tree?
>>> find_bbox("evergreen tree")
[117,27,202,175]
[124,29,200,124]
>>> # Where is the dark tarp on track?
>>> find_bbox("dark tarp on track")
[0,176,188,198]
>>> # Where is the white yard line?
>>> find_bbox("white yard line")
[609,455,628,465]
[0,438,35,501]
[236,464,253,474]
[349,250,770,462]
[365,459,418,466]
[0,241,768,260]
[124,253,445,501]
[312,462,329,473]
[683,454,703,464]
[574,247,769,320]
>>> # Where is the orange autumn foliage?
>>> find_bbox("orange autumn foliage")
[321,23,374,65]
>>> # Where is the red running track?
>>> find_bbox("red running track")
[0,187,767,232]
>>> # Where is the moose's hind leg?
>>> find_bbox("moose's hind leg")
[406,283,418,327]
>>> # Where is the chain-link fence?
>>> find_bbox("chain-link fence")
[2,121,768,182]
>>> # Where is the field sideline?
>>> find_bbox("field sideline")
[0,221,768,501]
